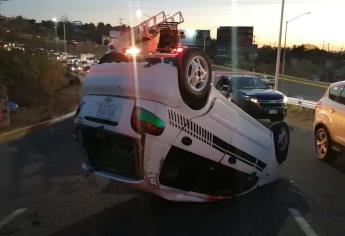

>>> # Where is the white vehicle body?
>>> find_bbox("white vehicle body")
[74,51,289,202]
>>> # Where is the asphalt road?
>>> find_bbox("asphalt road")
[1,114,345,236]
[279,80,327,101]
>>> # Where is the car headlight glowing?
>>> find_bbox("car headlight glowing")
[250,98,259,104]
[283,96,288,104]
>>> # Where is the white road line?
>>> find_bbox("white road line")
[0,208,28,229]
[288,208,318,236]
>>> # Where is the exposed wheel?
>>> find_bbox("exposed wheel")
[177,49,212,110]
[270,115,284,123]
[270,122,290,164]
[314,126,337,162]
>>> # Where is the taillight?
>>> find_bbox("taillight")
[131,107,165,136]
[172,47,184,53]
[176,47,184,53]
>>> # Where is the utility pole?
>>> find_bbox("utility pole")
[274,0,285,90]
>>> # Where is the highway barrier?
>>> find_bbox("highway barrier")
[287,97,317,109]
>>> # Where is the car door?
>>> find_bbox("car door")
[324,85,344,143]
[333,86,345,145]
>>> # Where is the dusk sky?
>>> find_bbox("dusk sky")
[1,0,344,50]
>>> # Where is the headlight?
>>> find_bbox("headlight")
[250,98,258,104]
[243,95,259,104]
[283,96,288,104]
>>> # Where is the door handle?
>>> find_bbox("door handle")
[330,108,335,113]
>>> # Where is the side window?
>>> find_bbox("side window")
[339,87,345,105]
[329,86,343,101]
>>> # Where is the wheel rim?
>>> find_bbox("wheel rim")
[316,129,328,157]
[186,56,209,92]
[277,127,289,152]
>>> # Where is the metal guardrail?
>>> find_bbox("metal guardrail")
[287,97,317,109]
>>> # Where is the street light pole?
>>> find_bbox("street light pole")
[274,0,285,91]
[281,11,311,78]
[281,21,288,77]
[63,22,66,53]
[52,17,59,52]
[61,15,68,54]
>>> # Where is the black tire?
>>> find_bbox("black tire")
[270,122,290,164]
[270,115,284,123]
[314,126,338,162]
[176,49,212,110]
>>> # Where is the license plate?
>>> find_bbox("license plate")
[269,109,278,115]
[97,103,116,120]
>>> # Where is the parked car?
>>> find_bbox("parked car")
[216,75,288,122]
[313,81,345,161]
[261,75,275,86]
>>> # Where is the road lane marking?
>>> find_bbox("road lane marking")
[0,208,28,229]
[288,208,318,236]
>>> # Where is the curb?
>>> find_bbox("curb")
[0,111,75,144]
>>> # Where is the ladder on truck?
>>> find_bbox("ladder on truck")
[113,11,184,53]
[133,11,184,42]
[133,11,184,52]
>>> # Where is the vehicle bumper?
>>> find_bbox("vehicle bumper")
[242,103,287,119]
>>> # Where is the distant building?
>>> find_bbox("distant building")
[216,26,257,64]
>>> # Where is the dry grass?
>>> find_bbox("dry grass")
[1,84,80,132]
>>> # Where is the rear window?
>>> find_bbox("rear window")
[329,85,343,101]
